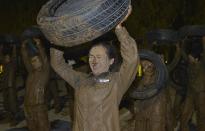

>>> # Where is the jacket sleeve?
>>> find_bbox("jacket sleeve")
[50,48,85,88]
[115,26,139,101]
[35,42,49,69]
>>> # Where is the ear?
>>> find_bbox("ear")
[109,58,114,65]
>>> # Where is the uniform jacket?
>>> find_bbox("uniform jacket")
[22,43,50,106]
[51,27,139,131]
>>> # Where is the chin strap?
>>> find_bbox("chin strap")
[93,72,111,83]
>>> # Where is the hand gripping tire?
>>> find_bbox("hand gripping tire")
[37,0,130,47]
[129,50,168,100]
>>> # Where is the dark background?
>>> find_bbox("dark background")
[0,0,205,38]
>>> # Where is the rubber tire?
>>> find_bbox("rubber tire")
[37,0,130,47]
[129,50,168,100]
[146,29,179,45]
[169,61,188,93]
[179,25,205,38]
[21,26,45,40]
[167,44,182,72]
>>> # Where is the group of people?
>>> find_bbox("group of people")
[0,5,205,131]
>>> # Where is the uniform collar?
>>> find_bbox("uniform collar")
[90,72,111,83]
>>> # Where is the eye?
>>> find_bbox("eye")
[89,56,94,60]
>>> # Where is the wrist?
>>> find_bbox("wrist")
[116,24,123,29]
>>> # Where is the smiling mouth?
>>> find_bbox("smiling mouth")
[92,63,97,66]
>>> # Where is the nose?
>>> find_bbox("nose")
[92,57,97,63]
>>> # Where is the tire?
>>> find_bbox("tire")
[169,61,188,93]
[63,43,91,60]
[167,44,181,72]
[21,26,51,51]
[179,25,205,38]
[21,26,45,40]
[129,50,168,100]
[37,0,130,47]
[146,29,179,45]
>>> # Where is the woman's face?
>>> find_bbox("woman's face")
[89,45,114,76]
[31,56,42,70]
[141,60,155,76]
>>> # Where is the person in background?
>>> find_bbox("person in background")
[21,38,50,131]
[0,43,19,126]
[133,58,173,131]
[180,35,205,131]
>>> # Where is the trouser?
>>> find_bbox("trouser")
[168,86,185,128]
[196,92,205,131]
[134,89,173,131]
[24,104,50,131]
[180,89,205,131]
[46,79,60,111]
[180,88,194,131]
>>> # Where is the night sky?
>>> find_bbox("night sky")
[0,0,47,35]
[0,0,205,37]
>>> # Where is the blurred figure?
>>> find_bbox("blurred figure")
[0,43,19,126]
[133,59,173,131]
[180,36,205,131]
[21,38,50,131]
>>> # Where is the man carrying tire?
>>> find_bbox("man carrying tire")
[50,5,139,131]
[21,38,50,131]
[180,35,205,131]
[129,50,173,131]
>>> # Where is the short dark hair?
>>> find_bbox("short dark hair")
[91,41,115,59]
[25,38,39,58]
[90,41,119,71]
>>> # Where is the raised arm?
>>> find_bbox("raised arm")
[167,43,181,72]
[116,25,139,101]
[21,41,33,73]
[33,38,48,66]
[50,48,86,88]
